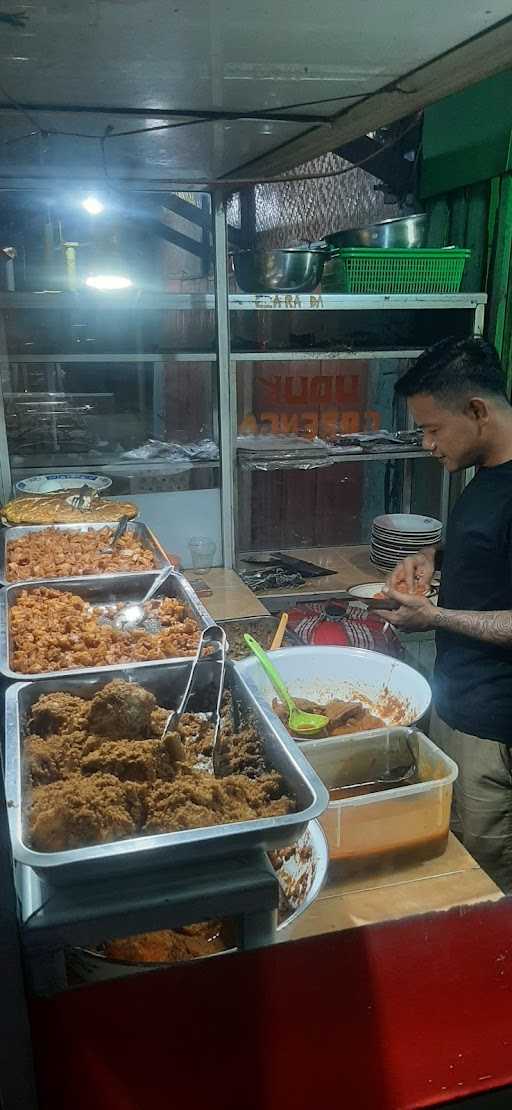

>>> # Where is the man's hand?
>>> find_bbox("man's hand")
[388,546,436,593]
[378,587,439,632]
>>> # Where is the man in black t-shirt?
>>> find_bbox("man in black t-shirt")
[379,337,512,892]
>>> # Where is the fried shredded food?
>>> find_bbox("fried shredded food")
[24,680,295,851]
[6,527,156,582]
[29,774,148,852]
[102,921,229,965]
[10,587,202,673]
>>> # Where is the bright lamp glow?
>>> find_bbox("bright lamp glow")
[85,274,133,291]
[82,195,104,215]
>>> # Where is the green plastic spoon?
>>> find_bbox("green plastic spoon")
[243,633,330,736]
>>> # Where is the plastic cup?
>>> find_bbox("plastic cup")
[188,537,217,572]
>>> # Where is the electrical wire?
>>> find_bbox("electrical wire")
[0,75,42,132]
[0,66,421,188]
[101,113,422,189]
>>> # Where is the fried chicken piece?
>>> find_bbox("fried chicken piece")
[10,588,201,674]
[25,733,83,785]
[25,735,66,786]
[88,680,156,739]
[28,691,89,737]
[28,774,147,851]
[6,526,155,582]
[81,739,177,783]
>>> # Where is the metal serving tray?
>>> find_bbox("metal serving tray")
[0,521,170,586]
[4,661,329,885]
[0,570,213,680]
[219,615,301,659]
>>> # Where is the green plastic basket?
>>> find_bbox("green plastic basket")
[322,247,471,295]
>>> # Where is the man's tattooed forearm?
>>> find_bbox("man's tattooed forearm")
[433,607,512,645]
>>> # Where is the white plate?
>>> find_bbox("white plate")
[370,540,438,557]
[372,522,442,536]
[372,534,442,548]
[348,581,387,598]
[370,554,399,568]
[371,536,435,551]
[15,473,112,496]
[368,530,442,543]
[371,537,441,552]
[350,579,437,601]
[373,513,442,535]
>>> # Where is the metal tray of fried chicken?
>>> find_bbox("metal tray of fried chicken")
[0,521,170,586]
[4,660,329,884]
[0,569,214,680]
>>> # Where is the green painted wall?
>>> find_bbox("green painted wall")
[421,71,512,199]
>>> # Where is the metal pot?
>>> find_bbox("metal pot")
[232,248,327,294]
[325,213,427,250]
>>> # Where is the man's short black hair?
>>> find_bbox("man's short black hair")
[395,337,508,404]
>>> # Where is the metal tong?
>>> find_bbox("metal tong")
[100,515,129,554]
[161,624,228,776]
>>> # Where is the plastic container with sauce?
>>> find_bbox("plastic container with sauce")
[300,728,458,864]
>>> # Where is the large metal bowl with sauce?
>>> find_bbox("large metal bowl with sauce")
[232,249,327,294]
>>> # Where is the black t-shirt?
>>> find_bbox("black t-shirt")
[435,460,512,741]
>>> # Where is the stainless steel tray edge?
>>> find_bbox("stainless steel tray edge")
[4,662,329,884]
[0,521,171,586]
[0,569,215,680]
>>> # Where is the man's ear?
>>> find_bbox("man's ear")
[467,397,489,423]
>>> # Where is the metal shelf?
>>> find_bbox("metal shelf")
[0,347,433,365]
[12,458,220,473]
[0,291,487,312]
[238,448,429,470]
[0,291,216,310]
[229,293,487,311]
[233,349,424,361]
[18,850,279,995]
[0,352,216,364]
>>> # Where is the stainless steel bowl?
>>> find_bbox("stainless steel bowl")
[325,213,428,250]
[232,249,327,294]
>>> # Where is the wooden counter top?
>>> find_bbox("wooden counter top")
[246,544,380,601]
[184,567,268,621]
[281,833,502,942]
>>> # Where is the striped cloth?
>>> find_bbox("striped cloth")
[287,599,403,658]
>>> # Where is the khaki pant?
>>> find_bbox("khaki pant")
[430,708,512,893]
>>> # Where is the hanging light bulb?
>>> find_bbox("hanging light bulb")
[82,195,105,216]
[85,273,132,291]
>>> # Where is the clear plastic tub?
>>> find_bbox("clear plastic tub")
[300,728,458,864]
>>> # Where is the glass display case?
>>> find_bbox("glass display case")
[228,293,485,563]
[0,192,486,569]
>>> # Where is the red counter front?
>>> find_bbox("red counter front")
[30,898,512,1110]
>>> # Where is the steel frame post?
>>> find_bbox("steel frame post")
[213,191,236,568]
